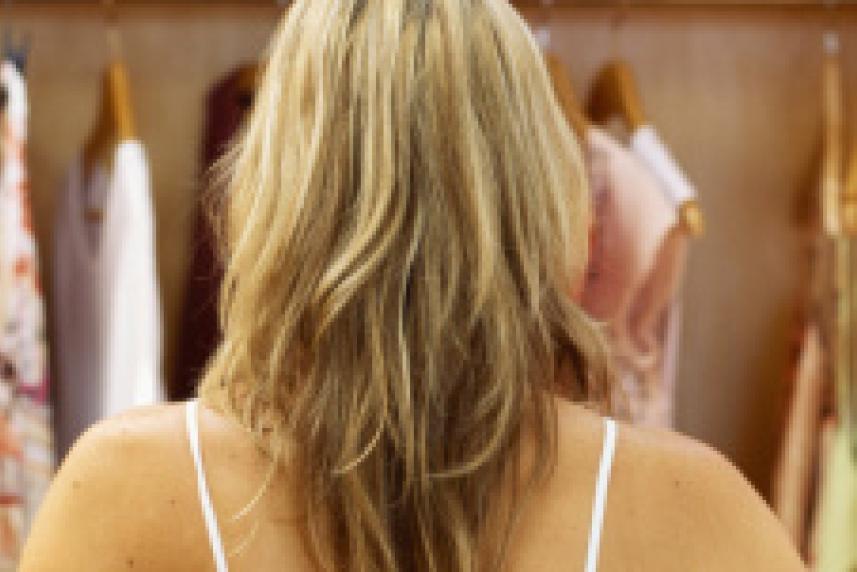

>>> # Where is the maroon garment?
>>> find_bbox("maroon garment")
[171,66,255,400]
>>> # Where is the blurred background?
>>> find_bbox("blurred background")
[0,0,853,568]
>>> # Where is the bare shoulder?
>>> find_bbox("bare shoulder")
[529,399,805,571]
[19,403,213,572]
[552,401,806,571]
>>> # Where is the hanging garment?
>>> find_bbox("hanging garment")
[629,126,697,209]
[172,66,255,400]
[771,324,827,554]
[629,125,696,427]
[808,417,836,566]
[628,226,689,427]
[0,60,53,569]
[814,424,857,571]
[771,182,839,560]
[53,140,163,460]
[582,127,679,426]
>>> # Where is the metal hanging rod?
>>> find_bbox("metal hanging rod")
[16,0,291,4]
[0,0,853,5]
[0,0,855,12]
[514,0,857,9]
[0,0,290,9]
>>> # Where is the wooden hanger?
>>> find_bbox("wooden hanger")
[82,0,136,223]
[236,63,260,97]
[587,3,645,130]
[544,52,589,140]
[82,62,136,169]
[586,59,647,132]
[587,58,706,236]
[233,62,261,115]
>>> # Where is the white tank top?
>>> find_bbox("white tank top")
[186,399,618,571]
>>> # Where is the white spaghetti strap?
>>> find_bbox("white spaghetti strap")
[584,418,618,572]
[186,399,230,572]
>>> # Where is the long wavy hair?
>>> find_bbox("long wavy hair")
[199,0,613,569]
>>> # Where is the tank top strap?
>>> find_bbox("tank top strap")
[186,399,230,572]
[186,402,616,572]
[584,417,618,572]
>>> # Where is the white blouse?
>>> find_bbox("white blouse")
[53,140,164,459]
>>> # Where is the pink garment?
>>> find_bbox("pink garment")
[629,228,688,362]
[658,300,683,425]
[583,128,675,321]
[581,128,684,426]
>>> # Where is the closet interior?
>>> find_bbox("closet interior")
[0,0,852,568]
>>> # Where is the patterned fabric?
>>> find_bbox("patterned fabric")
[0,60,54,570]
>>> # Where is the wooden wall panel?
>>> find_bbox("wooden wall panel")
[10,4,857,496]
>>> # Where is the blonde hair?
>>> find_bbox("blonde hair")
[200,0,613,569]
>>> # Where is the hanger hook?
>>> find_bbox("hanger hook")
[611,1,628,33]
[102,0,119,41]
[535,0,553,50]
[610,0,629,58]
[824,30,840,56]
[3,0,12,35]
[103,0,119,26]
[1,0,30,74]
[102,0,122,61]
[823,0,840,36]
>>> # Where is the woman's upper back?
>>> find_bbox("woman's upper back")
[20,397,803,571]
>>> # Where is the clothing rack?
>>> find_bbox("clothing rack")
[516,0,857,14]
[519,0,854,6]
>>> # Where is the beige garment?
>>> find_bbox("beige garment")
[771,324,827,553]
[772,191,840,559]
